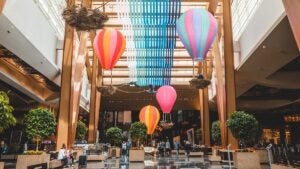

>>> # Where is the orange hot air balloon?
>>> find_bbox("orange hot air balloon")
[139,105,160,135]
[93,28,126,70]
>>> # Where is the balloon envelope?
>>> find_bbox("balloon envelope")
[139,105,160,135]
[93,28,126,70]
[176,8,217,61]
[156,85,177,114]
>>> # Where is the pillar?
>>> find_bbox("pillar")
[56,17,74,149]
[223,0,238,149]
[88,31,99,143]
[199,61,211,146]
[0,0,6,14]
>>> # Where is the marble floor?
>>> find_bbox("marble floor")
[80,156,294,169]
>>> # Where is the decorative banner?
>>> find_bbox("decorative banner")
[93,28,126,70]
[139,105,160,135]
[156,85,177,114]
[117,0,181,86]
[176,8,218,61]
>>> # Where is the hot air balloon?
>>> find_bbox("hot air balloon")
[139,105,160,135]
[176,8,218,61]
[156,85,177,114]
[93,28,126,70]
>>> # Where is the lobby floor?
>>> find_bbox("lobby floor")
[59,155,294,169]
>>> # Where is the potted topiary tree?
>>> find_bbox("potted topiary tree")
[0,91,16,168]
[128,122,147,162]
[19,107,56,169]
[211,120,221,157]
[227,111,260,169]
[24,107,57,151]
[106,127,123,158]
[195,128,202,145]
[76,120,88,142]
[0,91,16,133]
[211,121,221,146]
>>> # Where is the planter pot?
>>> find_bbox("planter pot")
[233,152,260,169]
[108,147,120,158]
[129,149,144,162]
[0,162,4,169]
[256,149,273,164]
[16,154,50,169]
[73,149,84,161]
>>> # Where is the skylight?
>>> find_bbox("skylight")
[231,0,263,41]
[33,0,66,40]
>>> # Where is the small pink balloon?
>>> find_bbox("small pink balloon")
[156,85,177,114]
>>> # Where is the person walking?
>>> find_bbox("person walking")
[184,140,192,161]
[165,140,171,157]
[121,141,127,162]
[174,140,180,159]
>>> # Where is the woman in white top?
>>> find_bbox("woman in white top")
[57,144,68,166]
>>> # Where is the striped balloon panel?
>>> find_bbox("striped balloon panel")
[139,105,160,135]
[126,0,181,86]
[93,29,126,70]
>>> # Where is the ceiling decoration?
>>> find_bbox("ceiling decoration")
[62,5,108,31]
[116,0,181,86]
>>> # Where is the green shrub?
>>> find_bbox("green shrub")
[76,120,88,141]
[24,107,56,150]
[129,122,147,147]
[106,127,123,146]
[195,128,202,144]
[0,91,16,133]
[227,111,259,147]
[211,121,221,146]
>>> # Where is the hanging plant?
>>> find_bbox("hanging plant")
[0,91,16,133]
[24,107,57,151]
[97,85,117,96]
[189,74,211,89]
[62,6,109,31]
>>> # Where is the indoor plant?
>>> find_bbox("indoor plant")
[76,120,88,141]
[24,107,56,151]
[128,122,147,162]
[227,111,260,169]
[106,127,123,146]
[195,128,202,145]
[211,121,221,157]
[129,121,147,147]
[211,121,221,146]
[106,127,123,157]
[0,91,16,133]
[227,111,259,149]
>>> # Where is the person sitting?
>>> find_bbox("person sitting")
[57,144,68,167]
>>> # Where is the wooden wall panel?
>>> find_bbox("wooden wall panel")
[282,0,300,51]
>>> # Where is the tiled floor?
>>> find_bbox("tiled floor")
[3,155,295,169]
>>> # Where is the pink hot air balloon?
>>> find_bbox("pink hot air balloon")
[176,8,218,61]
[156,85,177,114]
[93,28,126,70]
